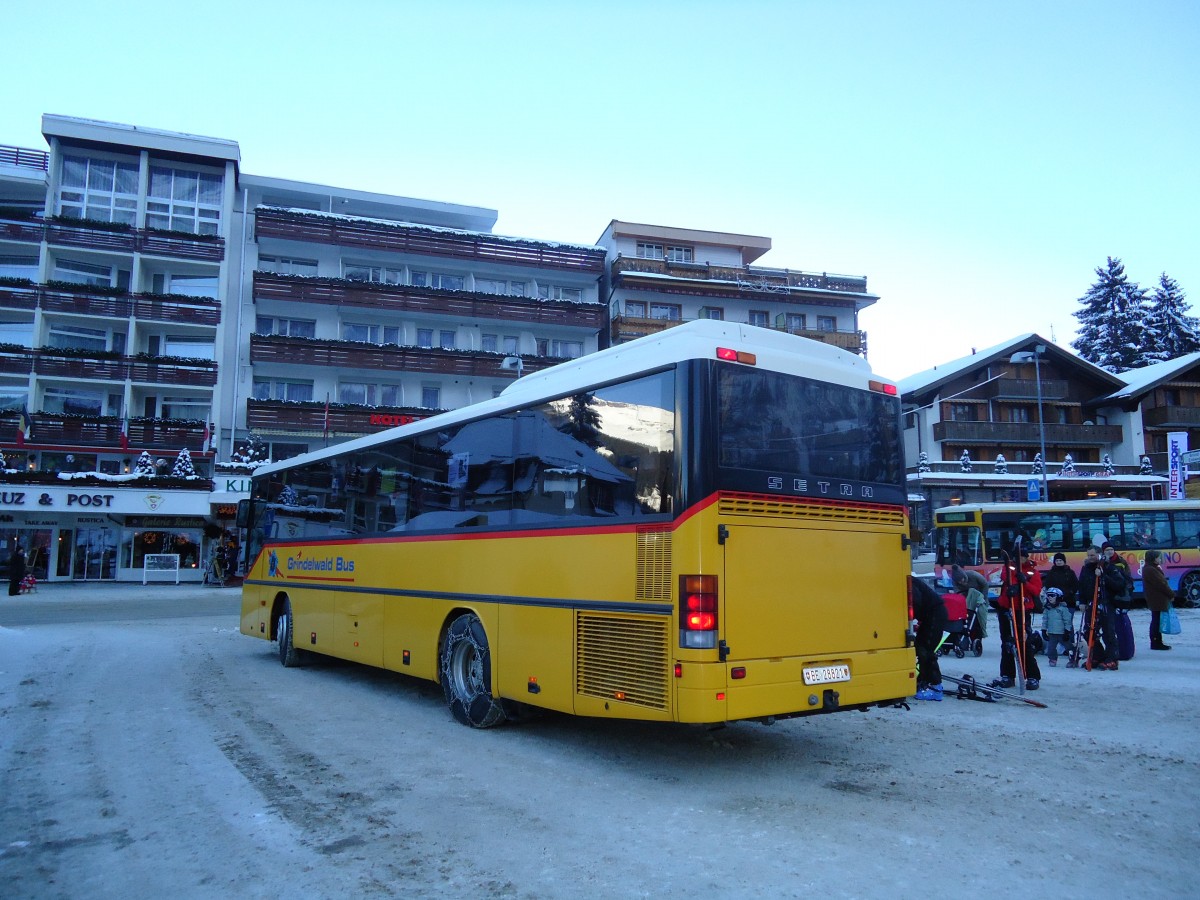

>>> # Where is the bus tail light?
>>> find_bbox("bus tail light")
[680,574,718,649]
[716,347,757,366]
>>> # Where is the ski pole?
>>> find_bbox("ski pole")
[1085,564,1100,672]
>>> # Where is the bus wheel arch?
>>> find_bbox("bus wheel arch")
[1179,571,1200,607]
[274,593,305,667]
[439,612,506,728]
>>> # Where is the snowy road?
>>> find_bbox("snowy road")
[1,587,1197,898]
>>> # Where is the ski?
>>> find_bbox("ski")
[1002,546,1027,694]
[942,673,1048,709]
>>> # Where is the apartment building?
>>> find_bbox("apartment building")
[597,220,875,354]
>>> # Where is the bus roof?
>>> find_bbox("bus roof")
[251,320,889,479]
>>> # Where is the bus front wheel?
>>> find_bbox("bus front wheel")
[277,598,304,668]
[440,614,505,728]
[1180,572,1200,608]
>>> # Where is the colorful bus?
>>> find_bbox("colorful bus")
[933,499,1200,603]
[240,320,915,727]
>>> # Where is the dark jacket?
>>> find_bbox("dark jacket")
[1142,562,1174,612]
[9,550,25,583]
[911,579,948,636]
[1041,564,1080,609]
[1077,560,1125,610]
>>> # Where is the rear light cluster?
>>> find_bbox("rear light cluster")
[679,574,718,649]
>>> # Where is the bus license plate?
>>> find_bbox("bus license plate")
[803,664,850,686]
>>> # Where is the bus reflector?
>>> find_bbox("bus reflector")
[731,667,746,679]
[869,379,898,395]
[716,692,726,701]
[680,574,718,649]
[716,347,757,365]
[674,663,682,678]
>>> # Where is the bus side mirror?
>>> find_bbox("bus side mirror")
[236,500,250,529]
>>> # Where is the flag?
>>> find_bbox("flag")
[119,415,129,451]
[202,421,211,452]
[323,394,330,444]
[15,406,30,447]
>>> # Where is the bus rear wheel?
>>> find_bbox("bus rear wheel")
[441,614,505,728]
[1180,572,1200,608]
[277,597,304,668]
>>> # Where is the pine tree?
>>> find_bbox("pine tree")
[1072,257,1145,372]
[1140,456,1154,475]
[1144,273,1200,361]
[917,451,931,473]
[1101,453,1114,476]
[0,449,6,470]
[172,448,196,478]
[134,450,156,476]
[1032,453,1044,475]
[959,450,972,473]
[278,485,299,506]
[993,453,1008,474]
[1059,453,1075,476]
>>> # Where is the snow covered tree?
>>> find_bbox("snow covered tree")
[994,453,1008,474]
[1072,257,1146,372]
[0,449,6,470]
[171,447,196,478]
[917,451,931,473]
[1101,453,1115,476]
[959,449,972,473]
[231,435,268,466]
[277,485,299,506]
[1140,456,1154,475]
[1059,453,1075,476]
[559,393,602,448]
[1032,453,1044,475]
[134,450,156,476]
[1143,273,1199,361]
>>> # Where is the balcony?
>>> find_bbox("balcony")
[0,348,218,386]
[609,315,866,354]
[933,420,1122,446]
[612,256,872,298]
[250,333,565,377]
[252,271,603,329]
[0,283,220,325]
[255,207,606,273]
[0,144,49,171]
[1143,406,1200,428]
[981,377,1070,401]
[0,215,225,261]
[246,399,430,436]
[0,413,209,453]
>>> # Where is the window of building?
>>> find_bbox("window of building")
[552,340,583,359]
[149,273,218,298]
[268,442,307,462]
[343,323,400,344]
[0,321,34,346]
[481,334,498,352]
[42,387,108,416]
[258,255,318,276]
[339,382,377,405]
[253,379,314,402]
[416,328,433,348]
[411,271,465,291]
[508,281,527,297]
[817,315,837,331]
[786,313,807,331]
[1057,407,1070,424]
[1163,388,1181,406]
[666,245,694,263]
[538,284,583,302]
[343,263,403,284]
[650,303,681,321]
[1010,406,1030,423]
[161,336,214,360]
[702,307,724,321]
[503,335,519,354]
[475,278,526,296]
[421,385,440,409]
[0,256,38,280]
[256,316,316,338]
[48,324,109,353]
[380,384,401,406]
[147,166,223,235]
[748,310,769,327]
[59,155,139,225]
[161,396,210,420]
[625,301,647,317]
[53,258,113,288]
[439,330,456,350]
[636,242,664,259]
[949,403,976,421]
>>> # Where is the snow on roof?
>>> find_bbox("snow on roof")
[895,334,1036,395]
[260,206,605,254]
[618,269,879,300]
[1100,351,1200,402]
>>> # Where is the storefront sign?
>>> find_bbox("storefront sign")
[369,413,421,427]
[0,485,210,516]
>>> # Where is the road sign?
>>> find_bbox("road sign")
[1180,450,1200,466]
[1026,478,1040,501]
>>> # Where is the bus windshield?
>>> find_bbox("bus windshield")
[714,363,905,503]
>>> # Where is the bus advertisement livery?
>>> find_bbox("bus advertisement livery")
[934,499,1200,603]
[240,321,915,727]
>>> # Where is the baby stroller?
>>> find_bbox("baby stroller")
[938,591,984,658]
[19,573,36,593]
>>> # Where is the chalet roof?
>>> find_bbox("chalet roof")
[1098,352,1200,403]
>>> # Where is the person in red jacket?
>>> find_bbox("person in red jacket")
[995,545,1043,689]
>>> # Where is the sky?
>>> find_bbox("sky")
[3,0,1197,381]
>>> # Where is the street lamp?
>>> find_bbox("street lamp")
[1009,345,1049,502]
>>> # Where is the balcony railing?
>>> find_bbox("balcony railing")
[933,420,1123,446]
[1143,406,1200,428]
[0,144,48,171]
[255,207,606,273]
[252,271,603,328]
[250,333,566,377]
[981,377,1070,401]
[246,399,430,436]
[0,216,225,261]
[610,315,866,353]
[912,460,1146,477]
[0,348,218,386]
[612,256,871,296]
[0,284,220,325]
[0,413,209,452]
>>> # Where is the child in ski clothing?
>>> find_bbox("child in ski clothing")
[997,546,1042,689]
[911,578,948,701]
[1041,587,1072,666]
[1077,546,1124,670]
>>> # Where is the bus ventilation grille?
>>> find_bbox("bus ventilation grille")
[635,527,672,601]
[576,613,669,711]
[718,495,906,526]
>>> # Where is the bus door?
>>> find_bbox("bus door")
[720,521,904,661]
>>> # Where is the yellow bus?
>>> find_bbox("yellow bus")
[240,320,915,727]
[933,499,1200,602]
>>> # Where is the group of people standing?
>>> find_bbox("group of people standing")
[913,542,1177,701]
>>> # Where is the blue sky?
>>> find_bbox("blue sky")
[3,0,1196,380]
